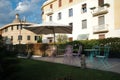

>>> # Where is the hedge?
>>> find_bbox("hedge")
[58,38,120,58]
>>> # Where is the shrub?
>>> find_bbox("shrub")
[57,38,120,58]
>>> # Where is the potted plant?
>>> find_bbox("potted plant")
[101,3,110,7]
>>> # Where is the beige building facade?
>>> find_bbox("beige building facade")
[41,0,120,40]
[0,14,40,45]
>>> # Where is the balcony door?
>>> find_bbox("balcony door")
[98,0,104,6]
[98,16,104,26]
[99,34,105,39]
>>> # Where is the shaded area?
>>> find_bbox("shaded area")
[0,35,20,80]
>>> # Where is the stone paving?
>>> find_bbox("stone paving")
[32,56,120,74]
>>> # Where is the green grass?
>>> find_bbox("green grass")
[16,59,120,80]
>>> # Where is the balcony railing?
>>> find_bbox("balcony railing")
[91,6,108,17]
[93,24,109,34]
[45,8,53,15]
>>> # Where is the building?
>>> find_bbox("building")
[0,14,40,45]
[41,0,120,40]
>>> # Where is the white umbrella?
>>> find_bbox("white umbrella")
[23,22,72,44]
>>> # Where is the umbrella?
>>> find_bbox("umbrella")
[23,22,72,44]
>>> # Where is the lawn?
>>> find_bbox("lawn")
[16,59,120,80]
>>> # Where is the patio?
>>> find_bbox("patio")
[32,56,120,74]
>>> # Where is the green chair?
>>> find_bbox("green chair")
[85,45,100,63]
[92,45,100,56]
[95,45,110,69]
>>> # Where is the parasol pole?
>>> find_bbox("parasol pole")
[53,27,56,45]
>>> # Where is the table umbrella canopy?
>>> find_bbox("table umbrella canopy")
[23,22,72,34]
[23,22,72,44]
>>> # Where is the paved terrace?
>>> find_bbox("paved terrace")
[31,56,120,74]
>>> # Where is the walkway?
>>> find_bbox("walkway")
[32,56,120,74]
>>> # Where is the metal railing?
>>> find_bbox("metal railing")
[93,24,109,33]
[92,6,108,16]
[45,8,53,15]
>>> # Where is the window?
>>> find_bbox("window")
[98,16,105,25]
[69,8,73,17]
[58,12,62,20]
[50,4,53,9]
[18,35,22,40]
[99,34,105,39]
[42,11,44,15]
[82,3,87,13]
[69,23,73,27]
[5,28,8,32]
[2,30,4,33]
[58,0,62,7]
[17,25,19,30]
[49,16,52,21]
[35,36,39,41]
[27,35,30,40]
[82,19,87,29]
[11,26,13,30]
[11,36,13,41]
[20,24,22,30]
[98,0,104,6]
[17,25,22,30]
[69,0,73,3]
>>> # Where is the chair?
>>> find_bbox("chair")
[85,45,100,63]
[95,45,110,69]
[73,45,82,56]
[72,45,83,66]
[92,45,100,56]
[63,45,74,65]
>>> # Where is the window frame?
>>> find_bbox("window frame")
[17,25,19,30]
[98,16,105,25]
[58,0,62,7]
[35,36,39,41]
[18,35,22,40]
[69,8,73,17]
[98,0,104,6]
[82,19,87,29]
[27,35,30,40]
[69,23,73,27]
[82,3,87,13]
[49,15,52,21]
[69,0,73,3]
[50,4,53,9]
[11,26,13,30]
[58,12,62,20]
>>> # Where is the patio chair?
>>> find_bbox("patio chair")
[72,45,82,57]
[92,45,100,56]
[63,45,74,65]
[72,45,83,66]
[85,45,100,63]
[95,45,110,69]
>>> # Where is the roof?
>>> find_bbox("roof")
[41,0,56,9]
[0,22,34,30]
[0,14,34,30]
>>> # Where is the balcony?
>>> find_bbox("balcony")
[93,24,109,34]
[45,8,53,15]
[91,6,108,17]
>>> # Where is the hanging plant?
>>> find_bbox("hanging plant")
[90,7,96,10]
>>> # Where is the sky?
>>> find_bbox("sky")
[0,0,46,27]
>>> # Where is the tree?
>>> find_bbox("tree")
[0,35,19,80]
[56,34,68,43]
